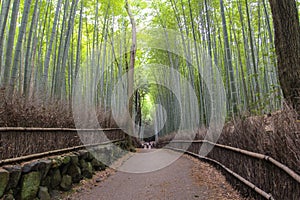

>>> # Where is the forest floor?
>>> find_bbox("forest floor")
[61,149,251,200]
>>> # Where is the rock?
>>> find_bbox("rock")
[112,146,121,158]
[51,157,63,168]
[2,190,14,200]
[67,164,81,183]
[61,165,69,176]
[91,159,105,171]
[60,175,72,191]
[22,161,40,173]
[20,171,41,200]
[79,159,87,168]
[38,186,50,200]
[93,147,103,154]
[81,162,93,179]
[0,168,9,198]
[51,169,61,188]
[95,178,100,183]
[61,156,72,175]
[110,147,120,162]
[22,160,52,179]
[118,141,127,149]
[87,151,94,161]
[62,156,71,165]
[70,154,79,165]
[93,148,110,165]
[78,150,89,160]
[38,160,52,179]
[3,193,14,200]
[105,148,113,165]
[49,190,60,199]
[41,176,51,188]
[3,165,21,190]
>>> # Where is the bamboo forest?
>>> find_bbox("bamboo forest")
[0,0,299,199]
[0,0,299,126]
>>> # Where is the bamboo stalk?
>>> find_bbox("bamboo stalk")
[165,140,300,183]
[0,139,124,166]
[267,157,300,183]
[0,127,121,132]
[167,147,274,200]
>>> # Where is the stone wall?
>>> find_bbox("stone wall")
[0,141,129,200]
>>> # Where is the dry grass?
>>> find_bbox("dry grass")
[158,107,300,200]
[189,155,252,200]
[0,89,119,128]
[0,91,125,160]
[0,129,125,160]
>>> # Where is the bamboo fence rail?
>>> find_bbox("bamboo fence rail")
[0,128,126,160]
[0,139,124,166]
[166,140,300,183]
[0,127,122,132]
[167,146,274,200]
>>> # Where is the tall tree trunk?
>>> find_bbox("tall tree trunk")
[245,0,262,110]
[54,0,69,98]
[220,0,238,115]
[2,0,20,87]
[60,0,79,100]
[125,0,136,140]
[43,0,62,92]
[74,1,83,83]
[0,0,11,77]
[9,0,32,94]
[23,0,39,97]
[269,0,300,116]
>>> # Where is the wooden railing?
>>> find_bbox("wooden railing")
[163,140,300,200]
[0,139,124,166]
[0,127,125,160]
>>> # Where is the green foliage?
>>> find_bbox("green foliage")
[0,0,293,130]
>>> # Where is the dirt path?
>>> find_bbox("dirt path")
[64,149,248,200]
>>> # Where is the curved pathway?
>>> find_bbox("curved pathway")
[64,149,248,200]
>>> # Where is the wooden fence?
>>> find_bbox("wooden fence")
[164,140,300,200]
[0,128,125,160]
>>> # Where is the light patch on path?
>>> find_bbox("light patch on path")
[117,149,181,173]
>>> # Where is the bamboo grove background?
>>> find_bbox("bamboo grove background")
[0,0,299,130]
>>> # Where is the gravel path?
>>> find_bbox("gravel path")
[64,149,248,200]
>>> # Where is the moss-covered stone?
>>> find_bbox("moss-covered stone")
[61,156,72,175]
[3,193,14,200]
[2,189,14,200]
[38,186,50,200]
[81,162,93,179]
[70,154,79,165]
[105,147,113,165]
[87,151,94,161]
[79,159,87,168]
[41,176,51,188]
[62,156,71,165]
[51,157,63,168]
[91,158,105,171]
[51,169,61,188]
[93,147,110,165]
[20,171,41,200]
[67,164,81,183]
[22,161,40,173]
[60,175,72,191]
[78,150,89,160]
[38,187,51,200]
[38,160,52,179]
[0,168,9,198]
[3,165,22,192]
